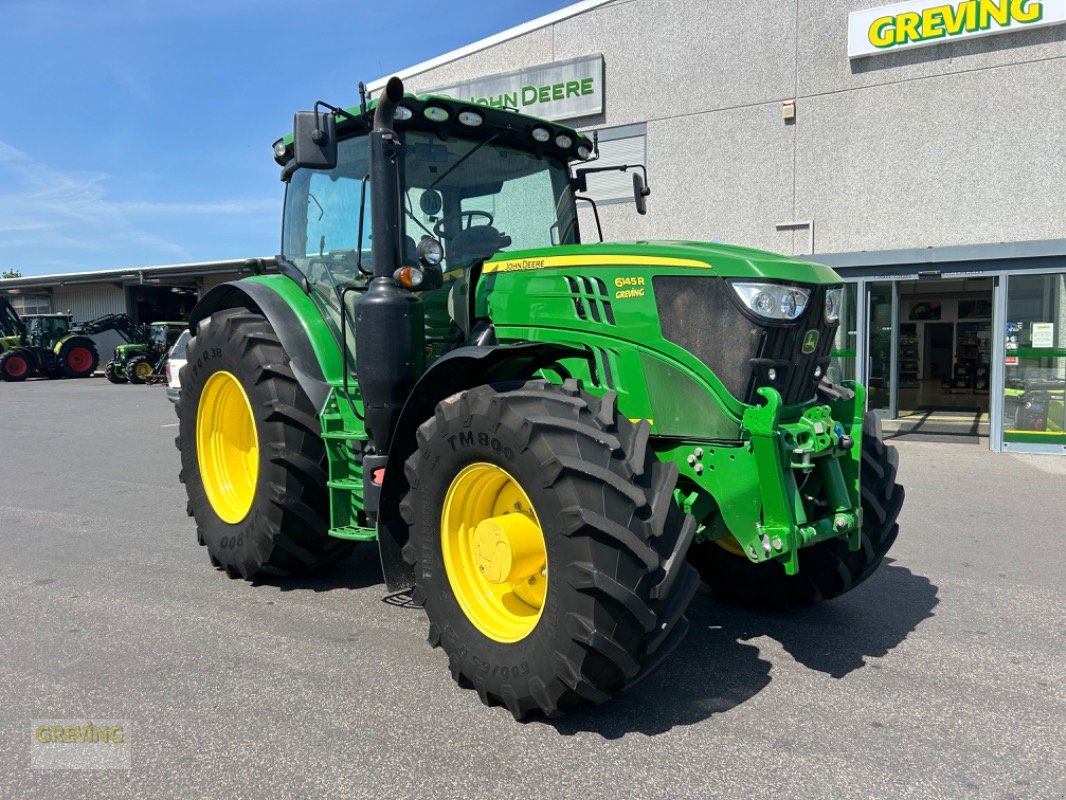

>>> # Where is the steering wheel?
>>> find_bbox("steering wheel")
[433,210,494,239]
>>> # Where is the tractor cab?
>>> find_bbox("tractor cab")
[276,92,593,354]
[149,321,187,351]
[24,314,72,349]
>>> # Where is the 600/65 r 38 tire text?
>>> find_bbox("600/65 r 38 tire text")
[402,379,699,719]
[176,307,352,580]
[688,382,904,609]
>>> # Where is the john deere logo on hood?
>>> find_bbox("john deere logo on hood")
[801,330,820,354]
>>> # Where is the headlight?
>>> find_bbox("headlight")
[824,287,843,322]
[417,236,444,268]
[730,282,810,321]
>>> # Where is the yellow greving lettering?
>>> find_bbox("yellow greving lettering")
[980,0,1011,26]
[943,2,978,34]
[870,15,895,45]
[868,0,1044,48]
[1012,0,1043,21]
[896,11,922,41]
[923,6,947,36]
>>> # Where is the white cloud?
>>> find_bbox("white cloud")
[0,139,274,272]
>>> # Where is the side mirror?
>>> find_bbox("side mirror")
[633,172,651,215]
[293,110,337,170]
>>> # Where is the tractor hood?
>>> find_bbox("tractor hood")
[483,241,842,285]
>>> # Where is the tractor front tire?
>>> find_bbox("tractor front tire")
[689,385,904,609]
[125,354,154,384]
[402,380,699,719]
[177,307,353,580]
[105,360,127,384]
[0,351,31,382]
[58,340,99,378]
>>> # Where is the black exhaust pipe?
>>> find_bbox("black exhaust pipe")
[355,76,424,512]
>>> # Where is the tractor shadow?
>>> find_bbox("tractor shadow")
[543,560,938,739]
[257,545,385,593]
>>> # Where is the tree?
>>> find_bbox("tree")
[2,269,22,279]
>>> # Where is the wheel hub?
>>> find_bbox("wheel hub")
[473,513,543,585]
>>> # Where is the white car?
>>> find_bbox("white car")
[165,329,191,403]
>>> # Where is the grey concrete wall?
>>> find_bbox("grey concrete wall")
[397,0,1066,256]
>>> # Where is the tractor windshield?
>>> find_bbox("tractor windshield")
[281,130,577,336]
[150,325,169,347]
[26,316,70,348]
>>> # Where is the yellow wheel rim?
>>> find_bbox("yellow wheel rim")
[441,462,548,643]
[715,534,747,557]
[196,371,259,524]
[135,362,152,378]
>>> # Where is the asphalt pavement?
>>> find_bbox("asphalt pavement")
[1,377,1063,799]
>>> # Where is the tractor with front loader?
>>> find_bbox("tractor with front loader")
[105,320,187,384]
[177,78,904,719]
[0,297,100,382]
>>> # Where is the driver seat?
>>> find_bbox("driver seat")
[447,226,511,269]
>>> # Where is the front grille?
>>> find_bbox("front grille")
[563,276,616,325]
[653,276,838,406]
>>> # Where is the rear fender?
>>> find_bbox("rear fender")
[53,334,95,355]
[189,277,337,411]
[378,341,582,591]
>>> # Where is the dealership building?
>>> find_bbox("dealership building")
[6,0,1065,453]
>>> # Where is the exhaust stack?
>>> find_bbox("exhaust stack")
[354,76,425,511]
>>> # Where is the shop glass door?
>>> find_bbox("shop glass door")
[1001,272,1066,453]
[866,281,898,416]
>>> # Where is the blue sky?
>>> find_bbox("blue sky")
[0,0,572,276]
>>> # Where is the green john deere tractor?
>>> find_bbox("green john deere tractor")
[178,78,904,719]
[0,297,100,381]
[106,321,186,384]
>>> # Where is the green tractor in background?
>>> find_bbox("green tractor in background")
[177,78,904,719]
[0,297,100,381]
[105,321,187,384]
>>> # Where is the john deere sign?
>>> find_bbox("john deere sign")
[424,55,604,122]
[848,0,1066,57]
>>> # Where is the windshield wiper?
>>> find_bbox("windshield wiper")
[428,130,503,191]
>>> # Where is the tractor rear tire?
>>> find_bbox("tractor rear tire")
[58,340,99,378]
[177,307,353,580]
[125,354,153,384]
[0,351,30,382]
[688,384,904,609]
[105,360,127,384]
[402,379,699,719]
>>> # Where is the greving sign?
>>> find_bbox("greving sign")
[848,0,1066,57]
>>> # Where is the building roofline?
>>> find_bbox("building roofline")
[365,0,615,91]
[0,257,276,291]
[799,238,1066,270]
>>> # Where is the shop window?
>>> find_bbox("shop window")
[1003,273,1066,449]
[579,124,647,206]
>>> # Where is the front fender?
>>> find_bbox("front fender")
[378,341,582,591]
